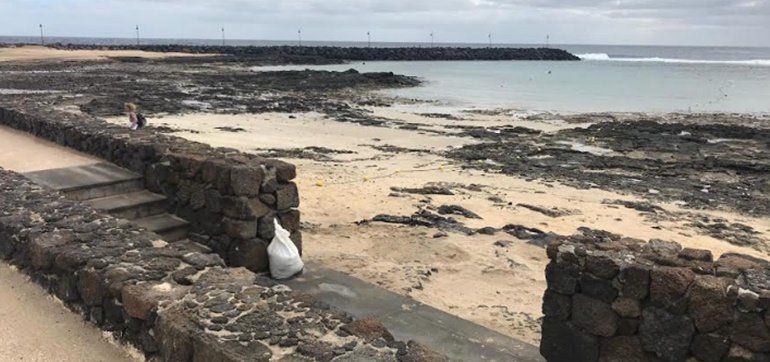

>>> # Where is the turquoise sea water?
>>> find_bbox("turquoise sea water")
[3,36,769,113]
[255,58,770,113]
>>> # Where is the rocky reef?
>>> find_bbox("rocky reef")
[38,43,581,62]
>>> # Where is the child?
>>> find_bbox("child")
[125,102,139,130]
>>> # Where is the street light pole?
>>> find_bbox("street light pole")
[221,27,225,46]
[430,31,434,48]
[135,25,140,46]
[298,29,302,47]
[488,33,492,48]
[39,24,44,46]
[367,31,371,48]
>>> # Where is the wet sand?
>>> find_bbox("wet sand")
[107,110,770,344]
[0,263,139,362]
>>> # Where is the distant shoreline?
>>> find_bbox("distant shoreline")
[0,42,580,62]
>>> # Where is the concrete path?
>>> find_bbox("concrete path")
[286,262,544,362]
[0,263,138,361]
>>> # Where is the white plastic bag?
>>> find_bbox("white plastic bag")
[267,218,304,279]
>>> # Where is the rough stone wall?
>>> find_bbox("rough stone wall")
[540,228,770,361]
[0,106,299,273]
[0,168,444,361]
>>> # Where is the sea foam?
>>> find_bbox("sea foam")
[577,53,770,66]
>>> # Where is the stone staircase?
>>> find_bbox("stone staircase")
[24,162,189,242]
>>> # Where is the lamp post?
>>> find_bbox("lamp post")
[546,34,550,48]
[488,33,492,48]
[39,24,44,45]
[298,29,302,46]
[430,31,434,48]
[221,27,225,46]
[135,25,140,46]
[367,31,371,48]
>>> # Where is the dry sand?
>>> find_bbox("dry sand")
[0,45,209,63]
[106,110,770,344]
[0,125,100,172]
[0,263,139,362]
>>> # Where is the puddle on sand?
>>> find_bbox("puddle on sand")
[0,88,61,95]
[556,140,619,156]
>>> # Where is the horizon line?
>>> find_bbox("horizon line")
[1,34,768,49]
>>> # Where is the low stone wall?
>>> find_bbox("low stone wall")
[540,228,770,361]
[0,105,299,273]
[0,168,443,361]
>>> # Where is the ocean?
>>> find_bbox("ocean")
[3,36,770,113]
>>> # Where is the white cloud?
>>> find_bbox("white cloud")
[0,0,768,46]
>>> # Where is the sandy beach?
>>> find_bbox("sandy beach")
[0,45,208,62]
[2,45,768,346]
[0,125,100,172]
[0,263,139,361]
[106,110,770,344]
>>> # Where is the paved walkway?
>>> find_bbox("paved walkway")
[286,262,543,362]
[0,126,136,361]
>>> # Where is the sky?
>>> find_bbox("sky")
[0,0,769,47]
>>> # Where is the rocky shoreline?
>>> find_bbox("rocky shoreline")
[25,43,581,63]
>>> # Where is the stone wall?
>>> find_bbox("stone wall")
[0,106,299,273]
[540,228,770,361]
[0,168,443,361]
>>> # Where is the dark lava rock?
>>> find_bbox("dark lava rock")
[600,336,646,362]
[476,227,497,235]
[691,333,730,362]
[620,264,651,300]
[390,186,454,195]
[687,275,732,333]
[340,317,395,343]
[540,317,599,362]
[649,267,694,312]
[437,204,481,219]
[371,209,475,235]
[571,294,618,337]
[731,312,770,353]
[542,289,571,320]
[545,261,580,295]
[517,203,572,217]
[639,307,695,361]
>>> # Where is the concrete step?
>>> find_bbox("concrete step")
[87,190,167,220]
[133,214,189,242]
[23,162,143,201]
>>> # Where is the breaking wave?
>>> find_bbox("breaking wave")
[577,53,770,66]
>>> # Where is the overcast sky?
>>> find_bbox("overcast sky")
[1,0,769,47]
